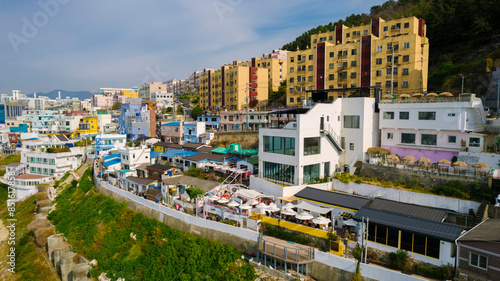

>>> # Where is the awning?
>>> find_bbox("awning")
[235,189,272,201]
[294,201,332,214]
[276,196,297,202]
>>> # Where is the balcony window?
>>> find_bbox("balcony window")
[303,164,320,184]
[469,137,480,147]
[263,136,295,155]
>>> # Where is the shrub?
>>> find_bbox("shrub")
[414,264,451,280]
[352,244,363,261]
[351,261,362,281]
[389,250,412,272]
[263,223,312,245]
[436,180,468,199]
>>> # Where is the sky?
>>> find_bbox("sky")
[0,0,387,95]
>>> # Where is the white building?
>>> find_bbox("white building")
[379,94,487,163]
[257,97,378,187]
[118,146,151,170]
[23,146,85,179]
[95,134,127,156]
[151,91,174,108]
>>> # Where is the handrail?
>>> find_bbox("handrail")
[327,124,342,147]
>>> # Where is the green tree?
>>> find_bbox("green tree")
[191,106,203,120]
[111,102,121,110]
[176,104,183,115]
[185,187,205,202]
[166,106,173,113]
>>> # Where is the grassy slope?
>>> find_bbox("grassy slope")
[47,169,256,281]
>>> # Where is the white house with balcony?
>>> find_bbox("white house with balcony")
[255,97,378,188]
[117,146,151,170]
[94,134,127,156]
[379,94,488,163]
[22,146,85,179]
[151,91,174,108]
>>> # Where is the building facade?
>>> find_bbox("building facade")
[286,16,429,107]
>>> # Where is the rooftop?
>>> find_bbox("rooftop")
[457,218,500,242]
[15,174,51,180]
[294,187,371,211]
[163,176,219,192]
[126,176,156,185]
[147,164,174,171]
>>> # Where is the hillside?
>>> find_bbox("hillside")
[30,89,94,100]
[282,0,500,94]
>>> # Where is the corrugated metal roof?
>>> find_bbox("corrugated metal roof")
[353,208,465,242]
[365,198,448,222]
[103,158,121,167]
[294,187,371,210]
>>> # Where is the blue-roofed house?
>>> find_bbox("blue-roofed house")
[160,150,199,169]
[103,157,121,171]
[160,121,183,144]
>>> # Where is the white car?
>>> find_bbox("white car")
[484,107,491,117]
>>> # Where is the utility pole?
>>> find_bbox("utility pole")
[460,74,464,94]
[497,79,500,114]
[364,217,369,264]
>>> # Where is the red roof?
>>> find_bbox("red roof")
[15,174,51,180]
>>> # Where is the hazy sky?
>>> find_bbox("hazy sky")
[0,0,386,95]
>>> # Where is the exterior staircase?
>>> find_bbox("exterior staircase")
[472,201,489,227]
[321,124,344,152]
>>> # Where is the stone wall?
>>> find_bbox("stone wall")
[358,163,487,189]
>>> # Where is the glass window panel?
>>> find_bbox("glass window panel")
[303,164,320,184]
[400,231,413,251]
[304,137,320,155]
[383,112,394,119]
[426,236,440,258]
[401,133,416,144]
[368,223,376,242]
[376,225,387,244]
[413,233,426,255]
[399,112,409,119]
[387,227,399,247]
[418,112,436,120]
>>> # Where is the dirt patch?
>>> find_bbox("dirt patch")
[211,132,259,150]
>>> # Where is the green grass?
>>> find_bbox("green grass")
[0,154,21,166]
[47,168,256,281]
[1,195,55,281]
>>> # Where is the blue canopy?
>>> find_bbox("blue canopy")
[103,158,121,167]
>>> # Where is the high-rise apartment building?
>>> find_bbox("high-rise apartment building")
[199,64,268,112]
[139,82,167,102]
[238,49,287,91]
[286,16,429,107]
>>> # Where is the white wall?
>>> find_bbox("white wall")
[333,180,480,213]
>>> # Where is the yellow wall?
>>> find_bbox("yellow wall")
[261,216,344,255]
[121,90,139,98]
[77,117,98,135]
[153,145,165,153]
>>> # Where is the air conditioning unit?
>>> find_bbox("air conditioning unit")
[458,273,467,280]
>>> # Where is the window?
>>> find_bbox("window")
[403,55,410,62]
[351,49,357,55]
[289,97,294,103]
[350,72,356,78]
[376,58,382,64]
[313,39,317,43]
[448,113,456,117]
[421,134,437,146]
[448,136,456,143]
[351,61,356,67]
[344,115,360,128]
[308,55,313,60]
[383,26,388,31]
[376,70,382,76]
[303,164,320,184]
[290,67,294,73]
[349,143,354,151]
[404,22,409,28]
[376,45,382,52]
[399,112,409,119]
[308,65,313,71]
[383,112,395,119]
[263,161,295,184]
[469,137,480,147]
[387,133,393,139]
[418,112,436,120]
[289,88,294,93]
[304,137,320,155]
[338,51,342,57]
[329,52,334,58]
[402,81,409,88]
[289,77,294,83]
[329,63,334,69]
[346,33,350,38]
[329,36,333,40]
[308,76,313,82]
[263,136,295,155]
[387,43,392,51]
[469,252,488,269]
[401,133,416,144]
[403,68,409,75]
[329,74,335,81]
[324,162,330,178]
[403,42,410,49]
[387,56,392,63]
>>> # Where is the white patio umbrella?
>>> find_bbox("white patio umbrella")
[296,211,313,220]
[256,203,269,212]
[267,204,280,213]
[312,216,331,225]
[284,202,295,208]
[209,195,220,201]
[343,219,358,226]
[227,201,240,207]
[217,198,229,204]
[250,199,260,205]
[239,203,252,210]
[281,208,298,216]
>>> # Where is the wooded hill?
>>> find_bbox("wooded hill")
[282,0,500,94]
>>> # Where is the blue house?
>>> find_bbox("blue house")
[10,123,29,133]
[117,99,151,141]
[183,122,206,144]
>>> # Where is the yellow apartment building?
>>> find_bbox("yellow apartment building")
[238,50,287,91]
[199,65,269,112]
[286,16,429,107]
[121,89,139,98]
[77,116,98,135]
